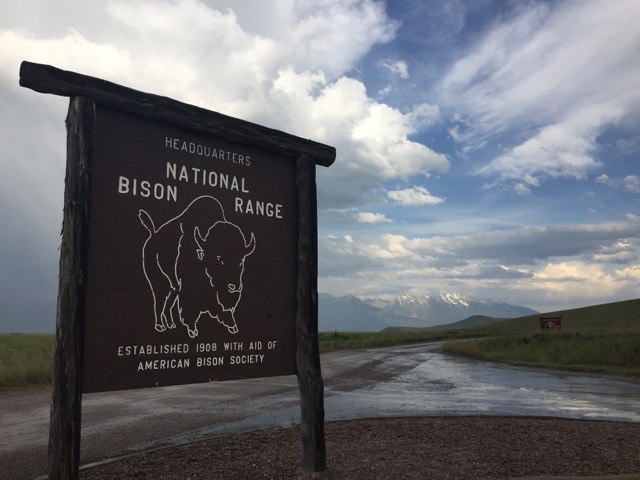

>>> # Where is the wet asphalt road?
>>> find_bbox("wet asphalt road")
[2,342,639,480]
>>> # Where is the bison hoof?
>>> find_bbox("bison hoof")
[155,324,166,333]
[227,325,239,334]
[187,327,198,338]
[167,322,176,329]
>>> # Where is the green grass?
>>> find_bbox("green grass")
[322,299,640,379]
[439,298,640,377]
[478,298,640,333]
[2,299,639,390]
[318,329,487,353]
[0,334,54,390]
[442,330,640,376]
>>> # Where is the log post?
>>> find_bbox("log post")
[295,154,326,472]
[48,96,94,480]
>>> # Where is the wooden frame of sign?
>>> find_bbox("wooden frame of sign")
[20,60,334,478]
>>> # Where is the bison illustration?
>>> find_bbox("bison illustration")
[139,195,256,338]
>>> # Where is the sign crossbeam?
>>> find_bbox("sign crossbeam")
[20,61,335,167]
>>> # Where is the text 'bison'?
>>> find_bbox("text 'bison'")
[139,195,256,338]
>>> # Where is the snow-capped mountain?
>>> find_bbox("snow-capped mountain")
[318,292,538,331]
[381,292,538,327]
[318,294,421,332]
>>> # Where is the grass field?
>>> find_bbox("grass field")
[2,298,638,390]
[317,329,486,353]
[441,298,640,377]
[442,330,640,376]
[320,298,640,378]
[0,334,54,391]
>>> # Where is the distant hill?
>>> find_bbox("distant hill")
[377,297,640,334]
[384,315,507,333]
[479,297,640,333]
[319,292,537,332]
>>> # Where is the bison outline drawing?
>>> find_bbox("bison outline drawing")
[138,195,256,339]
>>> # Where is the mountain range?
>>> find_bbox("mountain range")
[319,292,538,332]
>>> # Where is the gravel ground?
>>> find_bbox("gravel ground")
[79,416,640,480]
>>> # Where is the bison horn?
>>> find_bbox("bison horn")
[194,226,206,261]
[245,233,256,256]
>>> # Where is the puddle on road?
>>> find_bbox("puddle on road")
[326,352,640,422]
[139,349,640,449]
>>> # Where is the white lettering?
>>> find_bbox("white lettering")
[118,176,129,194]
[164,138,251,166]
[117,344,189,356]
[164,163,250,195]
[140,180,151,198]
[235,197,283,219]
[117,176,177,202]
[196,356,225,367]
[166,162,176,179]
[229,354,265,365]
[224,341,243,351]
[137,358,190,371]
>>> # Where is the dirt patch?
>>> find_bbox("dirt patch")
[79,416,640,479]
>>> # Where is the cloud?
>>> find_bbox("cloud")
[353,212,392,224]
[0,0,447,331]
[313,77,450,208]
[318,215,640,310]
[319,208,392,225]
[3,0,639,326]
[417,216,640,266]
[530,261,627,301]
[387,186,444,206]
[407,102,440,128]
[288,0,399,78]
[513,183,532,196]
[377,58,409,79]
[476,102,619,190]
[323,215,640,269]
[615,264,640,281]
[1,0,449,216]
[438,0,640,190]
[450,264,533,280]
[595,173,640,194]
[589,240,637,264]
[616,136,640,155]
[624,175,640,194]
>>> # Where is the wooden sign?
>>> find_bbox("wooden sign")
[83,105,300,392]
[20,61,334,477]
[540,316,562,331]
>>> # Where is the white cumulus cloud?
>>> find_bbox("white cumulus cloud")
[387,186,444,206]
[354,212,392,224]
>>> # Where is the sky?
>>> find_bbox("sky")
[1,0,639,332]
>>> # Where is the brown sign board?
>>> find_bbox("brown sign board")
[540,316,562,331]
[22,61,333,474]
[82,105,299,392]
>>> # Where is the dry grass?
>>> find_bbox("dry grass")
[0,334,53,390]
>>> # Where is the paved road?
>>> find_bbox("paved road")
[2,343,639,480]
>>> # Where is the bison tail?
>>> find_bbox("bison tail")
[138,209,156,234]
